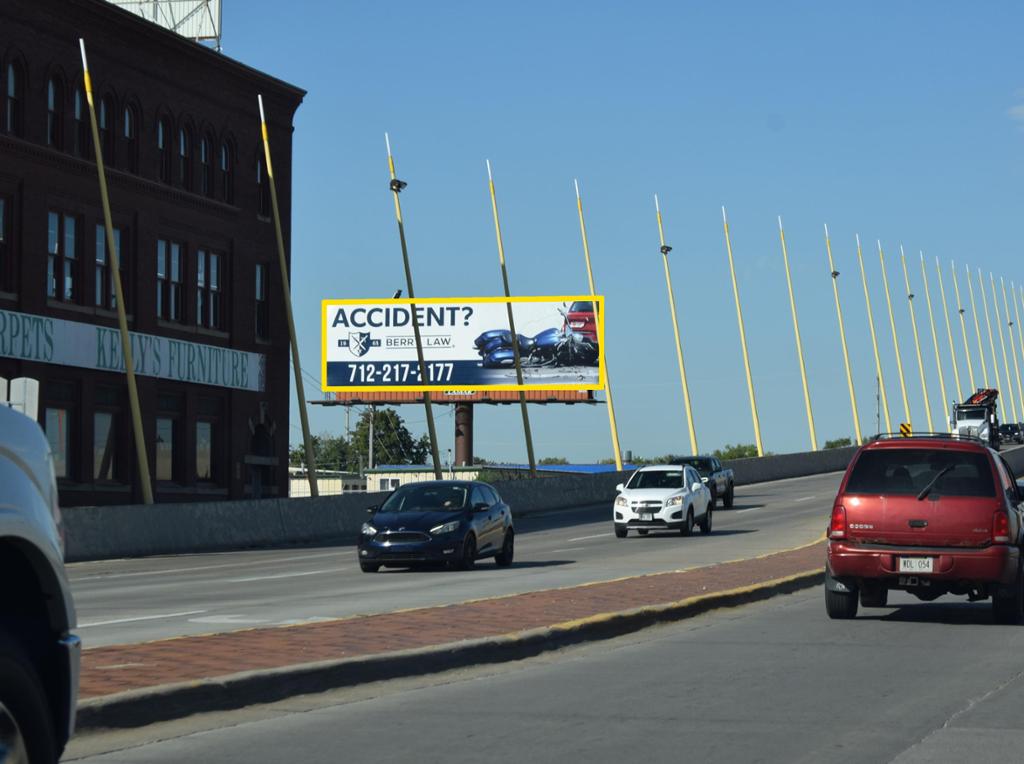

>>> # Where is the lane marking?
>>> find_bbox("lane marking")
[547,547,587,554]
[69,551,348,582]
[225,568,342,584]
[79,609,208,628]
[737,507,760,513]
[567,533,613,542]
[794,495,817,502]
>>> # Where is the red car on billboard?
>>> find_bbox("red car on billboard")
[563,300,598,343]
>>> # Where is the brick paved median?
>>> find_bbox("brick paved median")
[79,541,824,701]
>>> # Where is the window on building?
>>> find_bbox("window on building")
[45,407,71,479]
[73,88,90,158]
[99,96,114,166]
[95,225,124,309]
[178,126,192,190]
[255,263,269,341]
[123,105,138,173]
[196,250,222,329]
[200,136,214,197]
[47,212,78,302]
[156,239,183,321]
[220,140,234,204]
[155,416,175,482]
[196,420,213,481]
[257,155,271,217]
[93,410,117,481]
[47,77,64,149]
[157,118,171,183]
[5,62,23,136]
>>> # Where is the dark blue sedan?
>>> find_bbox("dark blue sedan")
[358,481,514,572]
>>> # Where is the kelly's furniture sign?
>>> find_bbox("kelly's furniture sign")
[0,307,265,392]
[322,296,605,392]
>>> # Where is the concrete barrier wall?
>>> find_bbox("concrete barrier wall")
[63,446,865,562]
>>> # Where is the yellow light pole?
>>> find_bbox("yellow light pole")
[486,160,537,477]
[778,216,816,450]
[918,253,947,429]
[721,207,764,456]
[1001,277,1024,421]
[384,134,444,480]
[824,225,862,444]
[899,246,932,430]
[936,256,964,402]
[79,40,153,504]
[574,180,623,469]
[966,264,989,387]
[856,234,892,433]
[878,241,912,427]
[655,195,699,456]
[991,273,1018,423]
[977,267,1003,397]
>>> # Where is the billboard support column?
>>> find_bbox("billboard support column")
[856,235,892,433]
[454,403,474,466]
[824,225,861,445]
[721,207,763,456]
[80,40,153,505]
[486,161,537,478]
[574,180,622,470]
[259,95,318,496]
[384,134,443,480]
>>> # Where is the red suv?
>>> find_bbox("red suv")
[563,301,598,343]
[825,435,1024,623]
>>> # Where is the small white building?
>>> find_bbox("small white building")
[289,468,367,497]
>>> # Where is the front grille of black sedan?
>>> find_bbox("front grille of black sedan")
[379,532,431,544]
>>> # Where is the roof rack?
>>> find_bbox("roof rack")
[868,432,987,444]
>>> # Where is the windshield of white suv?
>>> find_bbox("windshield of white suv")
[626,470,685,489]
[380,484,470,512]
[845,450,995,497]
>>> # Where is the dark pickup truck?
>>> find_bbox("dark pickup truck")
[678,456,735,508]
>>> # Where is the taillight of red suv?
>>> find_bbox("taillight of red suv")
[829,504,847,540]
[993,509,1011,544]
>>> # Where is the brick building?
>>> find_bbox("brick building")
[0,0,304,505]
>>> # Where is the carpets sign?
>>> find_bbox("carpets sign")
[0,307,265,392]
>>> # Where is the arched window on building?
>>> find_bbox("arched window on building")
[178,126,192,190]
[47,76,64,149]
[157,117,172,183]
[5,61,24,136]
[73,87,90,158]
[200,135,214,197]
[122,104,138,173]
[256,154,271,217]
[98,95,115,166]
[220,139,234,204]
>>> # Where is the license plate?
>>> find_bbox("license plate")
[639,513,653,522]
[899,557,933,573]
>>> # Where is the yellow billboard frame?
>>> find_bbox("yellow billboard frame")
[321,295,607,393]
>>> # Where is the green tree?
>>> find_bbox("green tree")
[824,437,853,449]
[538,457,569,465]
[712,443,760,460]
[351,407,423,467]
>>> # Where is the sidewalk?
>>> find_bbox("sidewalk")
[79,540,824,704]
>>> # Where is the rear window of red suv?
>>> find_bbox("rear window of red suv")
[845,448,996,497]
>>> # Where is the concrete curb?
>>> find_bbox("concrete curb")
[76,566,823,732]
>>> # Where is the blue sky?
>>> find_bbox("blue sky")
[224,1,1024,462]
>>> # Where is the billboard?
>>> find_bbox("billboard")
[322,296,604,393]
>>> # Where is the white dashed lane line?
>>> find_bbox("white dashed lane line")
[79,609,208,628]
[567,533,613,542]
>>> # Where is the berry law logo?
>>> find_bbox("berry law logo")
[339,331,381,358]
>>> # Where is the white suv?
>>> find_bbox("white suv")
[613,465,713,538]
[0,405,80,763]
